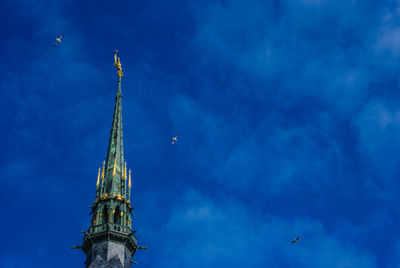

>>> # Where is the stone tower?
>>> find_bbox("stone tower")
[75,51,145,267]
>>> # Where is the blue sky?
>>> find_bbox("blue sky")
[1,0,400,267]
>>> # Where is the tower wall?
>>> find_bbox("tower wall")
[86,241,132,268]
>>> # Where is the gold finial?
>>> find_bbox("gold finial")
[114,50,123,77]
[124,162,127,180]
[101,160,105,179]
[128,169,132,188]
[113,159,117,176]
[96,167,101,187]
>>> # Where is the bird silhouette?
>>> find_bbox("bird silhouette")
[171,134,179,145]
[54,34,64,46]
[291,236,301,245]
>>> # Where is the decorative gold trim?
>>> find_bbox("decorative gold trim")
[128,169,132,188]
[113,159,117,176]
[124,162,127,180]
[101,160,105,179]
[96,167,101,187]
[101,193,112,199]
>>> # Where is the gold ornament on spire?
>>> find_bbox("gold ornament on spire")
[114,50,123,77]
[101,160,105,179]
[128,169,132,188]
[124,162,127,180]
[96,167,101,187]
[113,158,117,176]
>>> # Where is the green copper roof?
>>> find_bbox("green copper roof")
[102,76,125,196]
[78,53,141,262]
[85,74,135,236]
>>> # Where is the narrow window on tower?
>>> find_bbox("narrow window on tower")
[114,206,121,224]
[103,205,109,223]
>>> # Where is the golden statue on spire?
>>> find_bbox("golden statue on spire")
[114,50,123,77]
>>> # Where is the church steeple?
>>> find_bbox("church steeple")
[75,51,145,267]
[100,67,126,201]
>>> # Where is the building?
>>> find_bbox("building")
[74,51,145,267]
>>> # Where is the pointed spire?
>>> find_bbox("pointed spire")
[101,160,105,179]
[103,50,125,195]
[124,162,127,180]
[96,167,101,187]
[128,169,132,188]
[81,51,139,263]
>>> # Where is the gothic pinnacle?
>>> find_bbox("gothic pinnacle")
[128,169,132,188]
[96,168,101,187]
[124,161,127,180]
[101,160,105,179]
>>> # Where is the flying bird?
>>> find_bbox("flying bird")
[291,236,301,245]
[171,134,179,145]
[54,34,64,46]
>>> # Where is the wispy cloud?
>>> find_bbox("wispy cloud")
[153,189,375,267]
[1,0,400,267]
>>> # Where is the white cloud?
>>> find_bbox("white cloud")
[354,99,400,200]
[153,189,375,267]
